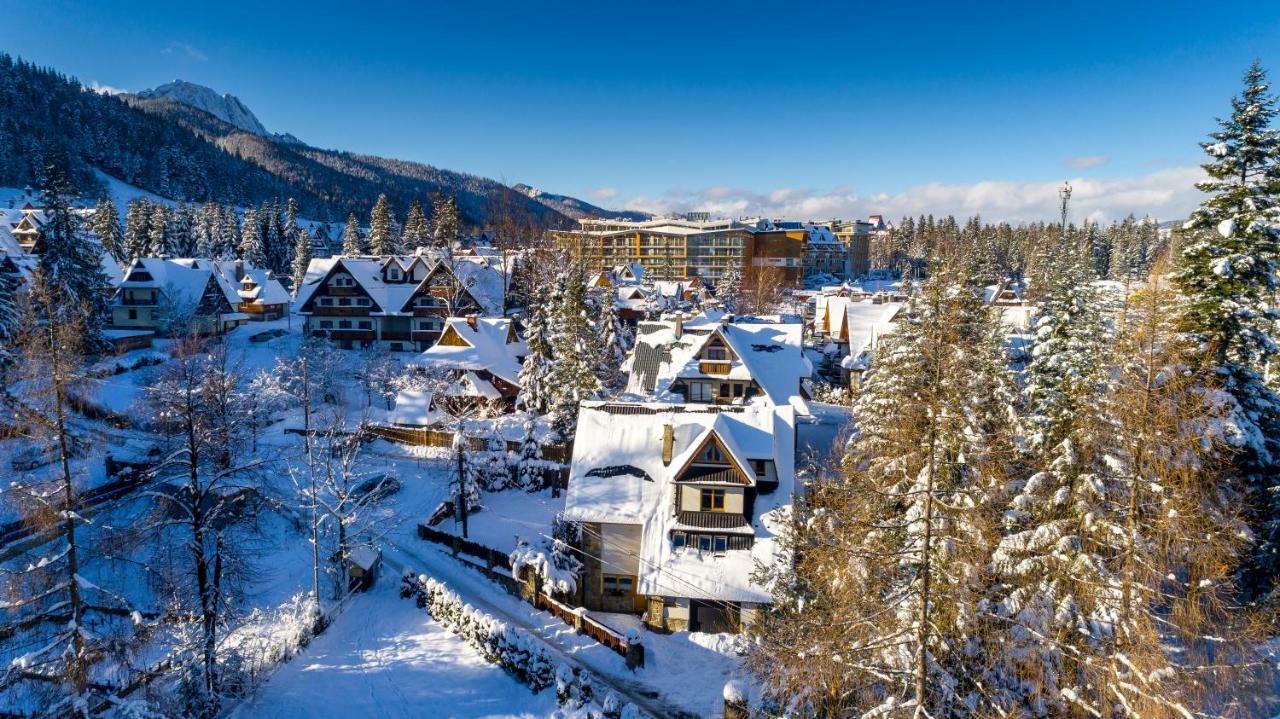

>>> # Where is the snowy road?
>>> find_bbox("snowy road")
[229,582,559,719]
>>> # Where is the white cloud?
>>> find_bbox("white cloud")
[588,187,618,201]
[1066,155,1109,169]
[622,167,1206,224]
[162,41,208,62]
[89,81,128,96]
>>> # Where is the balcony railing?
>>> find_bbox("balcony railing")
[699,361,731,375]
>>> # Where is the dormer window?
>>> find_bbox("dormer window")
[388,268,402,281]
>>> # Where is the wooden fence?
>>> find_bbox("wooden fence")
[368,423,571,463]
[415,523,643,668]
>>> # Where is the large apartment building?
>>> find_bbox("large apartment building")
[554,216,802,287]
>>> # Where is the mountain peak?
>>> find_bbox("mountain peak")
[134,80,268,135]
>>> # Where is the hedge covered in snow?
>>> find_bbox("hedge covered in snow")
[400,572,640,718]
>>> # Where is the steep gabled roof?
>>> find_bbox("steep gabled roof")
[407,317,526,386]
[563,401,795,603]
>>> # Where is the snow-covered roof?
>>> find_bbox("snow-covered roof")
[563,401,795,603]
[406,317,526,387]
[119,258,236,312]
[445,257,505,317]
[238,267,291,305]
[626,312,809,409]
[389,389,445,427]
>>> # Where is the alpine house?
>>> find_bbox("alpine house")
[562,400,795,633]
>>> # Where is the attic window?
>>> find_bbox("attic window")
[701,444,725,463]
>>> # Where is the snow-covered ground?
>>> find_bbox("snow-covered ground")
[229,581,559,719]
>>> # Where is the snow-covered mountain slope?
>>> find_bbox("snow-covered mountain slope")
[134,80,269,135]
[512,183,650,222]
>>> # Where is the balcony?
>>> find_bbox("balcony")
[699,361,731,375]
[310,329,374,341]
[119,296,157,306]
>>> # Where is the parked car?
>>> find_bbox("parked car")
[354,474,401,502]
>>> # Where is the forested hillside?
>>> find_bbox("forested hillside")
[0,54,568,229]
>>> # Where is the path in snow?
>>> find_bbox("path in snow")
[230,582,558,719]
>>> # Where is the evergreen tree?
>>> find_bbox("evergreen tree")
[597,288,630,391]
[1170,61,1280,588]
[0,258,18,373]
[342,212,364,255]
[515,419,550,491]
[172,201,198,256]
[148,202,173,257]
[432,193,460,251]
[282,197,300,269]
[292,228,312,296]
[516,285,554,414]
[36,164,109,346]
[239,207,266,267]
[91,197,124,262]
[124,198,153,259]
[368,193,396,255]
[402,198,430,251]
[545,264,602,439]
[748,259,1015,717]
[985,269,1260,718]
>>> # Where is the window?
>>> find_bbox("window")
[697,535,713,552]
[602,574,633,596]
[388,269,401,281]
[319,320,333,329]
[719,383,730,398]
[701,444,725,463]
[732,383,744,398]
[752,459,768,476]
[332,275,354,287]
[127,309,137,320]
[357,320,372,329]
[356,297,371,307]
[672,532,686,550]
[319,297,334,306]
[338,297,352,307]
[700,488,726,512]
[713,536,727,555]
[706,346,727,361]
[338,320,352,329]
[688,382,712,402]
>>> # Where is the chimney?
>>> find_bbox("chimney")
[465,314,478,330]
[674,312,683,339]
[721,312,732,326]
[661,424,674,466]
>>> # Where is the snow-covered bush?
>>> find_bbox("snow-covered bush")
[509,534,584,598]
[400,572,638,716]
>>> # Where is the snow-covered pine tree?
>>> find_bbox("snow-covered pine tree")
[282,197,300,270]
[597,287,630,391]
[239,207,266,267]
[545,264,603,441]
[432,193,460,251]
[124,198,153,259]
[172,201,198,256]
[1170,60,1280,590]
[515,418,551,491]
[1021,247,1108,453]
[292,228,312,295]
[91,196,124,262]
[147,202,173,257]
[342,212,364,255]
[368,193,396,255]
[37,164,109,346]
[985,264,1264,718]
[516,286,554,414]
[748,259,1015,718]
[0,258,18,374]
[402,198,430,252]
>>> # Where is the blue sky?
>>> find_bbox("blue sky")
[4,0,1279,221]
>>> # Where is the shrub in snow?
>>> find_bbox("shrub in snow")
[401,573,638,716]
[509,535,584,598]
